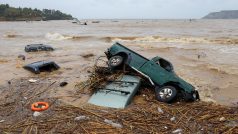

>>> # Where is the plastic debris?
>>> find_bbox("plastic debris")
[0,120,5,123]
[74,116,90,121]
[104,119,123,128]
[170,117,176,122]
[28,79,37,83]
[172,128,182,133]
[33,111,42,117]
[157,107,164,113]
[31,102,49,111]
[219,117,226,122]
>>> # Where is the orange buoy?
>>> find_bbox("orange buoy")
[31,102,49,111]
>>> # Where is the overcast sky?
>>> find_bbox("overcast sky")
[0,0,237,19]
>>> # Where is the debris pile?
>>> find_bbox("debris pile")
[0,67,237,133]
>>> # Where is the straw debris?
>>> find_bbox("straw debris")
[0,66,237,133]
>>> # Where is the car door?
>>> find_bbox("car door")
[139,60,171,85]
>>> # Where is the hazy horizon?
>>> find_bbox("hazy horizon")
[0,0,238,19]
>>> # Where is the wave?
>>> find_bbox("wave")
[45,32,72,41]
[45,33,113,42]
[206,65,238,75]
[3,33,21,38]
[44,33,238,45]
[184,63,238,75]
[111,36,238,45]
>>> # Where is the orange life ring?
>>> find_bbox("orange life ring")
[31,102,49,111]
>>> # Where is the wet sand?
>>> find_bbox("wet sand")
[0,20,238,106]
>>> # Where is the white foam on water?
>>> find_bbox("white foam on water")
[45,32,72,41]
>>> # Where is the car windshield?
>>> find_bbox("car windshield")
[157,58,173,72]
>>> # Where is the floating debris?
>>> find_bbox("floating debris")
[59,82,68,87]
[24,61,60,74]
[80,53,95,58]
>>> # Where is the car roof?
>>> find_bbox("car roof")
[27,44,50,47]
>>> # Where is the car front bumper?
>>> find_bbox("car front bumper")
[184,90,200,101]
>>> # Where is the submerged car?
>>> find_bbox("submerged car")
[105,42,199,103]
[25,44,54,52]
[24,61,60,74]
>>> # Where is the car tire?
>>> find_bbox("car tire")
[108,55,124,67]
[155,86,177,103]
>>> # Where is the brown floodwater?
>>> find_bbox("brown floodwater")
[0,19,237,106]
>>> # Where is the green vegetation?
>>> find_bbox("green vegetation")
[0,4,73,21]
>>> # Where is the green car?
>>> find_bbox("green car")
[105,42,199,103]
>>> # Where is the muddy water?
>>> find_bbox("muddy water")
[0,20,237,106]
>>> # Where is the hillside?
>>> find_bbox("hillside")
[202,10,238,19]
[0,4,73,21]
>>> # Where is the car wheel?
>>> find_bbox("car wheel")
[155,86,177,103]
[108,55,123,67]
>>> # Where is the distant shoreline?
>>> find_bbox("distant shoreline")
[0,4,73,21]
[0,17,72,21]
[202,10,238,19]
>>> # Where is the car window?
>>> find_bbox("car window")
[158,59,173,72]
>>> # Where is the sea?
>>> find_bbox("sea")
[0,19,238,105]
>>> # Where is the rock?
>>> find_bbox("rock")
[170,117,176,122]
[74,116,89,121]
[219,117,226,122]
[172,128,182,133]
[33,111,41,117]
[104,119,123,128]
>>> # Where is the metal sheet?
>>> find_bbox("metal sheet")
[88,75,141,109]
